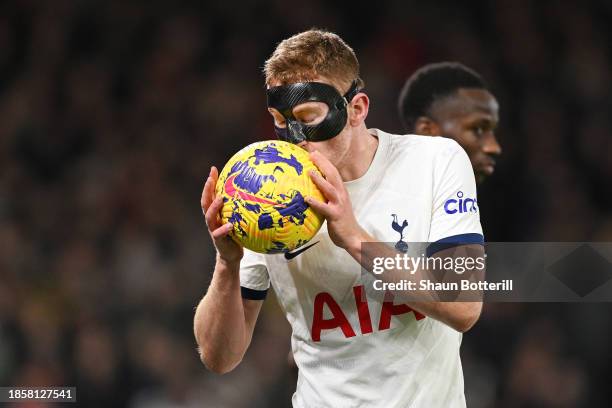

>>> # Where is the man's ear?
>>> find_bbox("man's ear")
[414,117,442,136]
[348,92,369,126]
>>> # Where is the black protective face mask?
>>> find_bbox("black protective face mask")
[266,80,361,144]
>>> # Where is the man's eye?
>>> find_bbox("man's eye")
[298,113,325,126]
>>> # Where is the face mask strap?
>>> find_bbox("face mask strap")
[342,79,361,107]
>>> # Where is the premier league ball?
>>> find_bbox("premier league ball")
[215,140,325,254]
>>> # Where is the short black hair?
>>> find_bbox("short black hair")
[398,62,487,132]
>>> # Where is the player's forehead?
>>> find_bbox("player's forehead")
[434,88,499,121]
[456,88,499,113]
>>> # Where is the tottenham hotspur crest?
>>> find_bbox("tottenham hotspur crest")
[391,214,408,253]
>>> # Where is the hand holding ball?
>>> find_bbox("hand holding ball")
[215,141,325,254]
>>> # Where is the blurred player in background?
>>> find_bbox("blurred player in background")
[195,30,484,407]
[398,62,502,183]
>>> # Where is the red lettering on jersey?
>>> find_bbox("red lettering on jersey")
[312,292,356,342]
[378,292,425,331]
[353,285,373,335]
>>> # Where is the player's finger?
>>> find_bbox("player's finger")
[201,166,218,209]
[309,170,338,202]
[211,222,233,239]
[210,166,219,182]
[201,176,214,212]
[305,195,330,217]
[310,151,343,187]
[205,196,224,230]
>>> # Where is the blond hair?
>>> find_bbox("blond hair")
[264,29,364,93]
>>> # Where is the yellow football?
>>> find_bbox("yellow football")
[215,141,325,253]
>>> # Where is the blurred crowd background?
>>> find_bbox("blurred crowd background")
[1,0,612,407]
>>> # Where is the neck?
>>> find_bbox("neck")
[336,125,379,182]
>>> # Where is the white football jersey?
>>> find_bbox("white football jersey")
[239,129,483,408]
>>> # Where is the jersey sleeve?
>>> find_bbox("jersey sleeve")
[239,249,270,300]
[427,140,484,254]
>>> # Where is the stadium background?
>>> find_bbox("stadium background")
[1,0,612,406]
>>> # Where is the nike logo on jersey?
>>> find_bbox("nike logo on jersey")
[284,241,319,260]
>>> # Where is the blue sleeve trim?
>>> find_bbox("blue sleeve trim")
[240,286,268,300]
[426,233,484,257]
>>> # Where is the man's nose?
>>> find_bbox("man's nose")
[482,132,502,156]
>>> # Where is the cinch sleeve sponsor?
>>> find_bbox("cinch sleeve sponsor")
[428,140,484,245]
[239,249,270,299]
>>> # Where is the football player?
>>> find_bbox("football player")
[398,62,502,184]
[195,30,484,407]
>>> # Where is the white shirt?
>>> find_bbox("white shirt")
[239,129,483,407]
